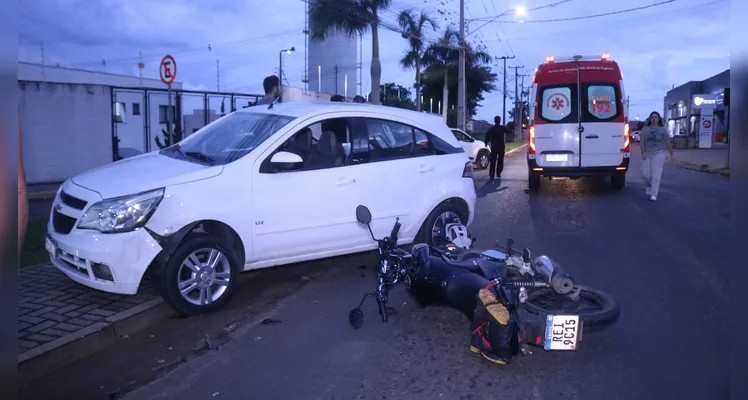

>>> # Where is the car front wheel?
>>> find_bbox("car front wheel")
[475,151,490,170]
[159,235,240,316]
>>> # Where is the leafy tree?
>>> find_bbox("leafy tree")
[420,30,497,127]
[309,0,393,105]
[155,122,183,149]
[398,8,438,112]
[367,82,415,110]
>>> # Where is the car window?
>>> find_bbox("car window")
[540,86,575,123]
[164,112,294,165]
[365,119,415,161]
[451,129,470,142]
[414,128,433,156]
[584,84,619,121]
[270,118,351,172]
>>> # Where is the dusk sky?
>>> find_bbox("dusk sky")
[18,0,730,122]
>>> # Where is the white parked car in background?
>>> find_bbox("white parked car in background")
[46,102,477,315]
[451,128,491,170]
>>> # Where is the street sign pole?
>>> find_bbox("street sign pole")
[160,55,178,146]
[167,83,173,145]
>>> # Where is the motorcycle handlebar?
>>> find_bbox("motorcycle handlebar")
[389,219,401,243]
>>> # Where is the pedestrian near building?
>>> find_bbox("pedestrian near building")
[255,75,280,106]
[640,111,674,201]
[483,116,511,181]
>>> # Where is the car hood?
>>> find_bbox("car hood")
[71,152,223,199]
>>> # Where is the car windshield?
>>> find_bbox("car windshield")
[161,112,295,165]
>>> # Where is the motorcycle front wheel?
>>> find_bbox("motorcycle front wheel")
[523,285,620,333]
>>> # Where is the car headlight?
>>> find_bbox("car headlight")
[78,188,165,233]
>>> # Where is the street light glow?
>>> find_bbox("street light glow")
[516,6,526,16]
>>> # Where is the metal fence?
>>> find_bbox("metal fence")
[111,87,262,160]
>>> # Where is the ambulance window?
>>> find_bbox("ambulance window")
[541,87,573,122]
[587,85,618,119]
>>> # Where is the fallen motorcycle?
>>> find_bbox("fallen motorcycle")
[349,204,620,356]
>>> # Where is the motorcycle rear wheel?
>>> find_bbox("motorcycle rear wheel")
[523,285,620,333]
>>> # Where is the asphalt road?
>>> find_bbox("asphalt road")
[121,150,729,400]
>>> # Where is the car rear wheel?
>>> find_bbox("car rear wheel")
[475,151,490,170]
[611,172,625,191]
[160,235,240,316]
[528,171,541,191]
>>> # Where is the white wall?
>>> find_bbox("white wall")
[19,81,112,184]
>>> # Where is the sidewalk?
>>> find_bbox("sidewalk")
[668,142,730,176]
[18,263,171,384]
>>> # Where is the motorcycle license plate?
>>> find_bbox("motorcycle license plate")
[544,315,580,351]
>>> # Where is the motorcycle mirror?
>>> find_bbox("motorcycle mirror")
[522,248,531,263]
[349,308,364,329]
[355,205,372,225]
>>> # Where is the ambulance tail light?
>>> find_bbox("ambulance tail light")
[623,123,630,153]
[545,56,555,63]
[601,53,611,60]
[528,125,536,154]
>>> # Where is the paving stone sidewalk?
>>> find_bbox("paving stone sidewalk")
[18,263,160,362]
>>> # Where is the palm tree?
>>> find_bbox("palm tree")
[309,0,393,105]
[422,28,459,120]
[422,29,493,122]
[398,9,438,112]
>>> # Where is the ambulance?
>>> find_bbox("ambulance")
[527,54,630,191]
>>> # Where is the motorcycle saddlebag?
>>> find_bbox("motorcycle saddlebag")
[470,286,519,365]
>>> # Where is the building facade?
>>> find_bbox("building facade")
[663,69,729,141]
[18,62,183,184]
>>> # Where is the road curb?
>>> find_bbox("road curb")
[505,144,527,156]
[667,159,730,177]
[28,191,57,200]
[18,297,174,386]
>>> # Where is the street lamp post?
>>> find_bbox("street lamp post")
[279,47,296,93]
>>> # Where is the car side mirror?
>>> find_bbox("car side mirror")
[355,205,372,225]
[269,151,303,171]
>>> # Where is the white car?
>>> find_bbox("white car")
[451,129,491,170]
[46,102,477,315]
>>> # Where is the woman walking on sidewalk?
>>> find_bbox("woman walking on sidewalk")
[640,111,674,201]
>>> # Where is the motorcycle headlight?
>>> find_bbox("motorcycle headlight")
[78,188,165,233]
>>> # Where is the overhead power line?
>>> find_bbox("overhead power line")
[472,0,677,23]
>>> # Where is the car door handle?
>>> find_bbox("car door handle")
[585,135,599,139]
[335,177,355,186]
[418,165,435,173]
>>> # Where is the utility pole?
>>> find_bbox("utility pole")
[138,51,144,87]
[457,0,466,130]
[40,41,46,82]
[496,56,515,124]
[216,60,220,92]
[511,66,524,138]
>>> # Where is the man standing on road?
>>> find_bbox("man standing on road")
[255,75,280,106]
[484,116,511,181]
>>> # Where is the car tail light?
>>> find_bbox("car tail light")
[528,125,536,154]
[623,123,630,152]
[462,162,474,179]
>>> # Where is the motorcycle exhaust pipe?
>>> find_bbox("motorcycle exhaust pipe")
[531,256,575,295]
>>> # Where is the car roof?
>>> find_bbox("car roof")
[239,101,449,128]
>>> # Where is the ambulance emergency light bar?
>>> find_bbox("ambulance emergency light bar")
[545,54,612,63]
